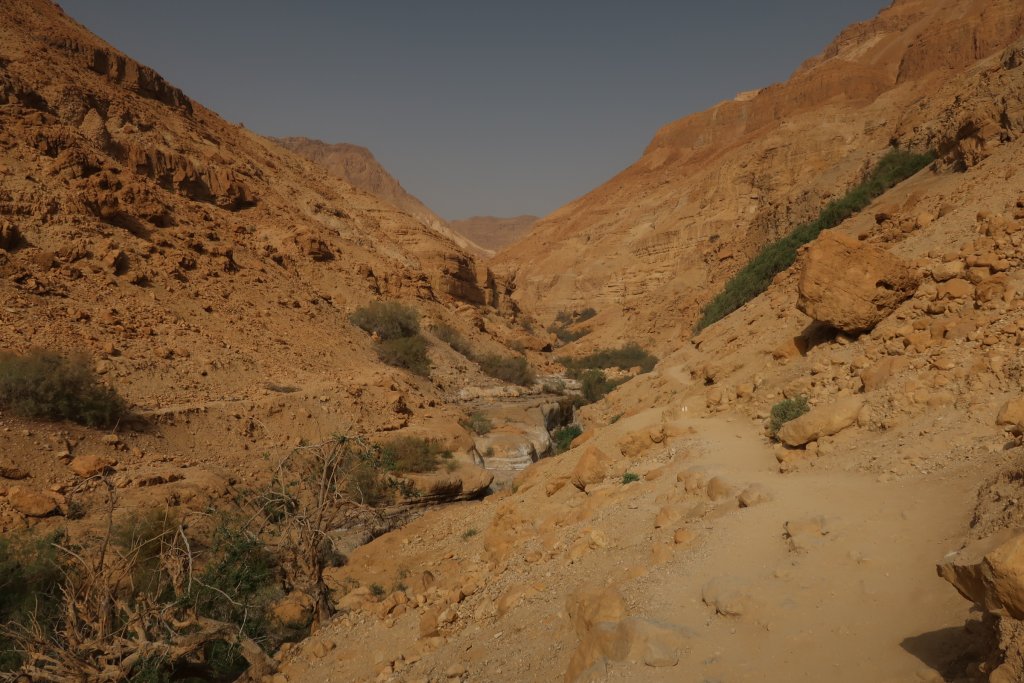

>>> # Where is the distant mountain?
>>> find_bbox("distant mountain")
[274,136,497,256]
[449,215,538,252]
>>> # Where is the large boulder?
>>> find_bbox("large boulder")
[8,486,62,517]
[797,232,920,333]
[570,446,614,492]
[777,397,864,447]
[997,398,1024,426]
[937,529,1024,619]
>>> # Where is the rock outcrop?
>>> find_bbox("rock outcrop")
[796,232,920,333]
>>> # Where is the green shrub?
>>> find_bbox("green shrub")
[552,425,583,453]
[375,334,431,376]
[477,354,535,386]
[579,369,625,404]
[696,148,935,331]
[622,472,640,484]
[0,350,126,428]
[769,396,810,436]
[552,326,591,343]
[350,301,420,340]
[432,323,474,358]
[460,411,492,435]
[576,307,598,322]
[369,583,386,598]
[380,436,451,473]
[0,532,65,672]
[461,528,479,540]
[559,343,658,377]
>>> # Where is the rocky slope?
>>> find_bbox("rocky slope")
[0,0,557,533]
[494,0,1024,353]
[448,214,538,252]
[279,67,1024,681]
[273,136,494,256]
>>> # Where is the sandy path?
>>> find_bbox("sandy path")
[627,414,977,682]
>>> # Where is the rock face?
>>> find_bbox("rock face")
[796,232,920,334]
[776,397,864,447]
[448,215,538,253]
[938,529,1024,619]
[494,0,1024,349]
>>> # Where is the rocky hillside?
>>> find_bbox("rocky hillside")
[274,136,493,256]
[494,0,1024,353]
[448,214,538,252]
[275,42,1024,680]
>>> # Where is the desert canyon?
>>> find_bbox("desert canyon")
[3,1,1024,682]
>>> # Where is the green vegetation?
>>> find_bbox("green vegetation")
[369,583,386,598]
[0,349,126,428]
[380,436,453,474]
[432,322,474,358]
[769,396,810,437]
[552,425,583,453]
[0,532,65,672]
[695,148,935,331]
[622,472,640,484]
[459,410,493,435]
[350,301,420,340]
[375,335,431,377]
[559,343,658,377]
[579,369,625,404]
[461,528,479,540]
[477,353,536,386]
[351,302,431,376]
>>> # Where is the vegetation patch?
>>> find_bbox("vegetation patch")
[351,302,432,377]
[477,354,535,386]
[552,425,583,453]
[0,350,127,428]
[432,322,474,358]
[622,472,640,484]
[380,436,453,474]
[579,369,625,405]
[559,343,658,377]
[375,335,431,377]
[459,411,493,435]
[695,148,935,332]
[769,396,810,437]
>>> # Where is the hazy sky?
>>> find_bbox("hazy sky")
[59,1,886,220]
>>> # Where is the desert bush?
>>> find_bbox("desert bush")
[0,350,126,428]
[552,425,583,453]
[696,148,935,331]
[547,308,595,344]
[0,532,65,672]
[769,396,810,436]
[576,307,598,322]
[622,472,640,484]
[477,354,535,386]
[374,334,431,377]
[559,343,658,376]
[460,411,492,435]
[579,369,625,404]
[432,322,474,358]
[349,301,420,340]
[380,436,452,473]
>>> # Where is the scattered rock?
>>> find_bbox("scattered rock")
[8,486,62,517]
[777,397,864,447]
[68,454,117,477]
[937,529,1024,619]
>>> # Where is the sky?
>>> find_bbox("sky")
[59,1,887,220]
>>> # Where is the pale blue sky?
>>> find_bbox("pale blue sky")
[60,1,886,219]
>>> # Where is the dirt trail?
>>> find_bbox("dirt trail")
[628,413,978,682]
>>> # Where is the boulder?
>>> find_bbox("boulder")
[69,454,117,477]
[777,397,864,447]
[797,232,920,333]
[997,398,1024,426]
[8,486,61,517]
[570,446,613,492]
[271,591,315,628]
[937,529,1024,619]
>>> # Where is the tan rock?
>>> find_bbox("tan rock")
[673,528,698,546]
[937,529,1024,619]
[996,398,1024,426]
[860,356,909,392]
[797,232,920,333]
[777,397,864,447]
[706,477,734,502]
[571,446,613,492]
[68,454,117,477]
[8,486,61,517]
[738,484,771,508]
